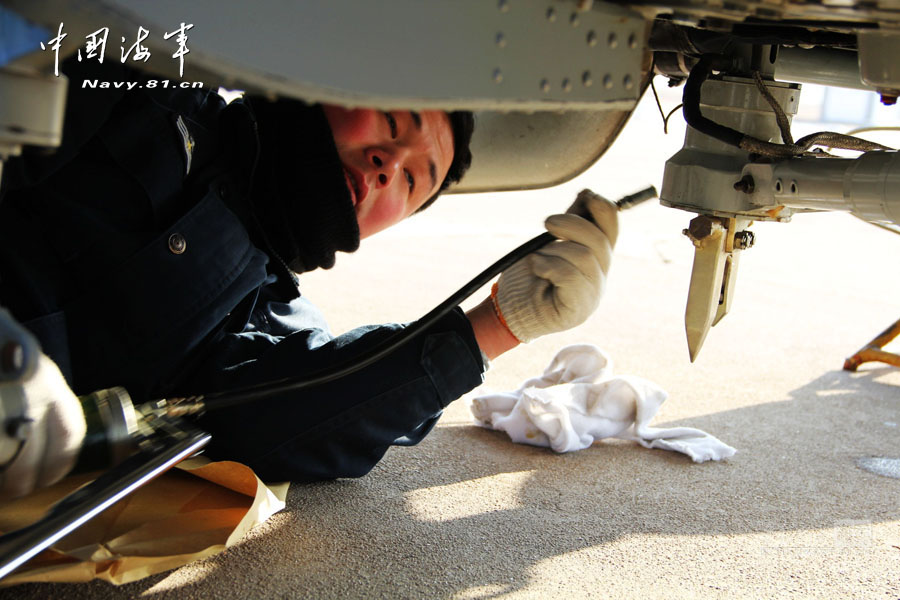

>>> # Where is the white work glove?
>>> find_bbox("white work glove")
[493,189,619,343]
[0,321,86,500]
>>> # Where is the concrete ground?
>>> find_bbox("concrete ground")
[4,88,900,599]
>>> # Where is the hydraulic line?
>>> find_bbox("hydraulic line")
[159,186,658,417]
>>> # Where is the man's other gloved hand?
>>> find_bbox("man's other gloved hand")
[0,349,86,500]
[493,189,619,343]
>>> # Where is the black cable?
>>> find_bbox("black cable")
[196,187,657,413]
[199,231,557,411]
[681,55,892,159]
[682,56,745,148]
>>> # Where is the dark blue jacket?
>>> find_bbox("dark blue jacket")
[0,60,485,482]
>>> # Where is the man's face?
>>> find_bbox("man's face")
[322,105,454,240]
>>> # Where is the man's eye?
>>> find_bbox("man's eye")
[383,112,397,138]
[404,170,415,193]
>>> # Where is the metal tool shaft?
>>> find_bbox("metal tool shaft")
[0,429,210,580]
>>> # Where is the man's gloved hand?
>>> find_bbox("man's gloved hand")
[0,321,86,499]
[493,189,619,343]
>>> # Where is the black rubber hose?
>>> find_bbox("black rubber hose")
[199,232,556,411]
[682,55,745,148]
[198,187,657,412]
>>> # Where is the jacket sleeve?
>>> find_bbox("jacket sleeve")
[190,296,486,483]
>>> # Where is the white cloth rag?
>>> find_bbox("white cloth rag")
[470,344,736,463]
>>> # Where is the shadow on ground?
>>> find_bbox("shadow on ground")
[3,368,898,599]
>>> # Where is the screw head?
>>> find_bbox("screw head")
[608,32,618,49]
[733,175,755,194]
[623,74,634,90]
[492,68,503,83]
[603,74,613,89]
[495,32,507,48]
[498,0,510,13]
[582,71,593,87]
[540,79,551,93]
[587,31,598,46]
[546,7,557,21]
[569,12,580,26]
[562,78,572,92]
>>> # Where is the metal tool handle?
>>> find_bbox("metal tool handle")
[0,428,210,580]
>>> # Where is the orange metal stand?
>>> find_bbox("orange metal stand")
[843,317,900,371]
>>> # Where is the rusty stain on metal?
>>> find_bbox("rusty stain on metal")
[724,217,737,253]
[765,205,786,219]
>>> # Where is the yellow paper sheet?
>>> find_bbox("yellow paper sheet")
[0,457,288,586]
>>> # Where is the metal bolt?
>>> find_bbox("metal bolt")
[540,79,550,93]
[0,342,24,376]
[562,78,572,92]
[628,32,638,49]
[582,71,593,87]
[734,230,756,250]
[587,30,598,46]
[623,74,634,90]
[733,175,755,194]
[603,74,613,89]
[546,7,557,22]
[686,215,714,240]
[608,32,618,49]
[498,0,510,13]
[569,12,580,26]
[492,68,503,83]
[495,32,507,48]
